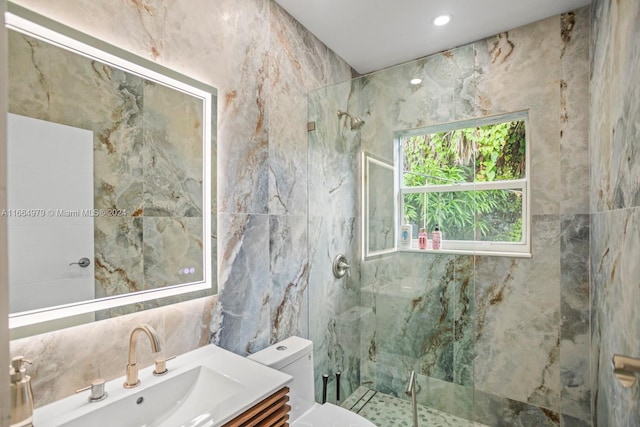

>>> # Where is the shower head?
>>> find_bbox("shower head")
[350,116,365,130]
[337,110,365,130]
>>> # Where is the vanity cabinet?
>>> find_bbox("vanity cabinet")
[222,387,291,427]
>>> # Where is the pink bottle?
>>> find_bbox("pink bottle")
[418,228,427,249]
[432,225,442,250]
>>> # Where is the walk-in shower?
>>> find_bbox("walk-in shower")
[307,15,590,424]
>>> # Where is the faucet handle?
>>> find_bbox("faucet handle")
[153,355,176,376]
[76,378,108,402]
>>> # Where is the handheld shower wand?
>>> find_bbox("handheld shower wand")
[405,370,419,427]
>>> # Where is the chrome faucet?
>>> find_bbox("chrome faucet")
[124,324,162,388]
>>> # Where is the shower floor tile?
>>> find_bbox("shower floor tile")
[343,386,488,427]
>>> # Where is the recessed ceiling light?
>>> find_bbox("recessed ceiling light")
[433,14,451,26]
[410,78,422,85]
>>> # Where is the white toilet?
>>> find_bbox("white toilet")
[248,336,376,427]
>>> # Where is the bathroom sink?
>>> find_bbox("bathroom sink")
[58,366,244,427]
[33,344,292,427]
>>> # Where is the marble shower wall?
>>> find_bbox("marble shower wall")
[590,0,640,425]
[210,2,352,357]
[8,31,207,302]
[310,8,590,426]
[9,0,352,407]
[472,10,590,426]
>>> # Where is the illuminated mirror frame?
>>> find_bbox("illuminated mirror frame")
[6,4,215,329]
[362,152,396,260]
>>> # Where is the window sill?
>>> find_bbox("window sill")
[398,247,531,258]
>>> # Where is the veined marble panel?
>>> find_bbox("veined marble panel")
[603,1,640,211]
[591,207,640,427]
[211,213,270,356]
[560,9,590,215]
[475,16,562,216]
[217,0,271,215]
[268,3,351,216]
[561,414,591,427]
[269,215,309,341]
[560,214,590,422]
[589,0,613,214]
[590,0,640,212]
[473,389,561,427]
[474,215,561,410]
[590,0,640,425]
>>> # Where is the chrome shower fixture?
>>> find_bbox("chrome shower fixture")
[337,110,365,130]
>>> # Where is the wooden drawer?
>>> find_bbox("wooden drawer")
[222,387,290,427]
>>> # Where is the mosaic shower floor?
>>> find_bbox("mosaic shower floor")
[343,387,489,427]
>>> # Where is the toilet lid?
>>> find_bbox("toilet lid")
[292,403,377,427]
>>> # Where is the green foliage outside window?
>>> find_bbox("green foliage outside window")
[402,120,525,242]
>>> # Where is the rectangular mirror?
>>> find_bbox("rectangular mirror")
[5,4,217,333]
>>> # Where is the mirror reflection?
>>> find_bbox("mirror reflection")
[5,5,216,331]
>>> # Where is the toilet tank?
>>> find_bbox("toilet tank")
[247,336,315,422]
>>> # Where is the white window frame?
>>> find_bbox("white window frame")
[395,111,531,257]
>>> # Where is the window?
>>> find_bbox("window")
[396,112,530,256]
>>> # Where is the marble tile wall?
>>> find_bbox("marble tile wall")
[211,2,352,360]
[310,7,590,426]
[589,0,640,425]
[7,0,352,409]
[473,10,591,426]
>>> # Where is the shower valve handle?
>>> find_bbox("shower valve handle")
[332,254,350,278]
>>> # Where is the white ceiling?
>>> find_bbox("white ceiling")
[275,0,591,75]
